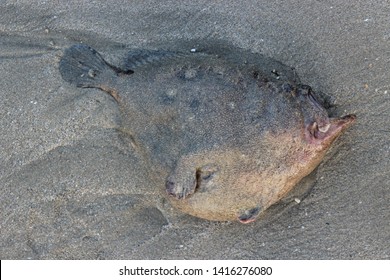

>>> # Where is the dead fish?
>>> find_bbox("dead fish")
[59,43,356,223]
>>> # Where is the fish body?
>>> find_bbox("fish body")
[59,43,355,223]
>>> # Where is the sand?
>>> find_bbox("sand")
[0,0,388,259]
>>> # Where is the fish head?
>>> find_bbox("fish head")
[165,84,356,222]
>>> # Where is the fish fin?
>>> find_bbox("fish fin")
[238,206,262,224]
[59,44,132,92]
[125,49,179,69]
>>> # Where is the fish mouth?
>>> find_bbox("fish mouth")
[306,114,356,146]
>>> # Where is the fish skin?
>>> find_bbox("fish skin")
[59,43,356,223]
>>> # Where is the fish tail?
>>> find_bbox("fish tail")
[59,44,132,100]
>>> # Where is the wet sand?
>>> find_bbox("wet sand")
[0,0,389,259]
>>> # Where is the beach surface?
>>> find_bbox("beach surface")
[0,0,389,259]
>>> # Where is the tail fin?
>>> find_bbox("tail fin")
[59,44,131,92]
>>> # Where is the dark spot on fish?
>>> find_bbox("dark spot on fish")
[160,94,175,105]
[176,68,198,80]
[160,89,178,105]
[282,82,294,93]
[256,77,269,88]
[246,113,262,124]
[190,99,200,109]
[176,69,186,80]
[185,69,197,79]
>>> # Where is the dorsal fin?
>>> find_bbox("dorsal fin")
[125,49,180,69]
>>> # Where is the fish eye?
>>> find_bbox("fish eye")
[195,165,219,188]
[202,172,213,180]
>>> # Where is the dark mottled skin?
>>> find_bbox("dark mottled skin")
[59,43,355,223]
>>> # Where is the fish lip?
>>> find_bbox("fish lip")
[166,180,177,197]
[305,114,356,146]
[333,114,357,125]
[329,114,357,134]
